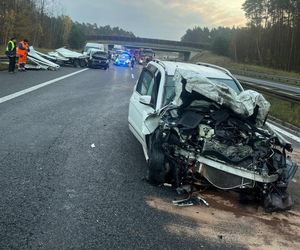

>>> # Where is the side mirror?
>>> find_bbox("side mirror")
[139,95,151,105]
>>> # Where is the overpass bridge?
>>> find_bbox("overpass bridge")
[85,35,210,61]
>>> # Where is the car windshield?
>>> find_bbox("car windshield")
[162,76,242,106]
[208,78,241,94]
[85,46,100,52]
[119,54,130,59]
[94,52,107,57]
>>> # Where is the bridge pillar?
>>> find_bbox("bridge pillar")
[183,51,191,62]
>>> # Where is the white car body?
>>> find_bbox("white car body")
[128,60,298,212]
[128,60,243,160]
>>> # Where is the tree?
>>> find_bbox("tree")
[212,36,229,56]
[68,24,85,49]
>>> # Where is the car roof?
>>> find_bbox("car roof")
[151,61,232,80]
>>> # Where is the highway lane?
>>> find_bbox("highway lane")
[0,65,240,249]
[0,67,80,98]
[235,74,300,94]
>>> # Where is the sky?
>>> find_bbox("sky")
[58,0,246,40]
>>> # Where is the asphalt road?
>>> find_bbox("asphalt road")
[0,66,246,249]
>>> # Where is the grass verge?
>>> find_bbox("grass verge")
[265,95,300,128]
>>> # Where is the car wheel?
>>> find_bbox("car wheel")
[79,59,87,67]
[147,131,167,185]
[73,59,80,68]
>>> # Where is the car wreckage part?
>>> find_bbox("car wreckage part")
[147,131,169,184]
[28,46,60,70]
[138,67,298,212]
[152,104,298,211]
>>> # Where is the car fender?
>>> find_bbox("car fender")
[142,112,160,135]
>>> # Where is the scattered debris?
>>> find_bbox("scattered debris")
[27,46,60,70]
[173,195,209,207]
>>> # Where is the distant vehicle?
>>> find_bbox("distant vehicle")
[88,50,109,69]
[111,49,125,61]
[83,43,107,55]
[114,53,131,67]
[138,48,155,64]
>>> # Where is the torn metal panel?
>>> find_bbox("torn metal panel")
[173,69,271,126]
[28,46,60,70]
[48,51,69,61]
[56,48,86,59]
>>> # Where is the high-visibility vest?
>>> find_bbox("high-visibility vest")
[6,40,15,52]
[17,41,28,56]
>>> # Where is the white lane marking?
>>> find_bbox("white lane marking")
[268,123,300,143]
[0,68,88,104]
[131,74,134,79]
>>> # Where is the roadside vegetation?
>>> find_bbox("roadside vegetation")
[0,0,135,51]
[266,95,300,128]
[182,1,300,72]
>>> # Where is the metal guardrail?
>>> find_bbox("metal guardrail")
[0,55,8,66]
[238,79,300,105]
[231,69,300,86]
[0,55,7,60]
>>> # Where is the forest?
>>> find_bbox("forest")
[0,0,135,50]
[181,0,300,71]
[2,0,300,71]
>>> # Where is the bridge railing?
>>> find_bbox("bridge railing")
[86,35,209,49]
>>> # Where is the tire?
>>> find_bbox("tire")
[147,131,167,185]
[73,59,80,68]
[79,59,87,67]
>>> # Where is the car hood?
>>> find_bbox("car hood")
[172,69,270,127]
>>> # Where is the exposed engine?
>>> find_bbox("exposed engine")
[156,100,298,212]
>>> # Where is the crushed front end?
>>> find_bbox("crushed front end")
[152,69,298,212]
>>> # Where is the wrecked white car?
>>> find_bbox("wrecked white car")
[128,60,298,212]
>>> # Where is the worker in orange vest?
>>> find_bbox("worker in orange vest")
[17,39,30,71]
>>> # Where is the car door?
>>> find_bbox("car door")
[129,68,156,145]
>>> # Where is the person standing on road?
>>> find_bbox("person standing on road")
[131,56,135,69]
[17,39,30,71]
[5,37,17,73]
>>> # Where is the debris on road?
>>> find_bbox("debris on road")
[173,195,209,207]
[27,46,60,70]
[51,48,88,68]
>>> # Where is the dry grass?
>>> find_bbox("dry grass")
[265,95,300,128]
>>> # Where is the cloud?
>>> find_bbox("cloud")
[58,0,246,40]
